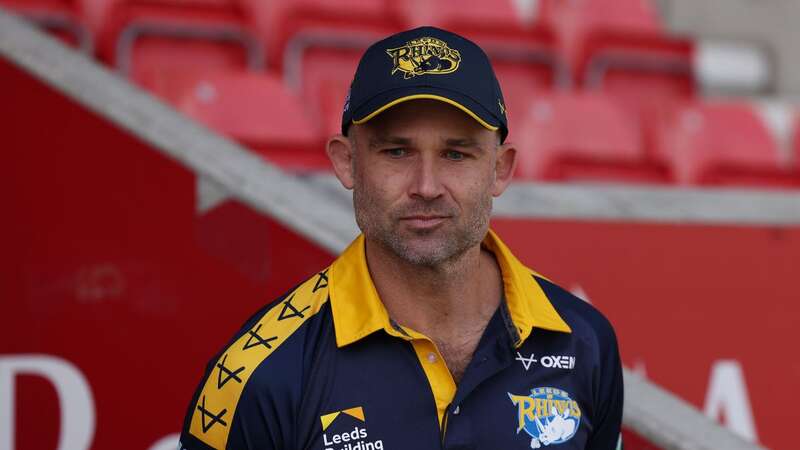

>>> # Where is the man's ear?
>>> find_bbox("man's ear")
[492,142,517,197]
[326,134,355,190]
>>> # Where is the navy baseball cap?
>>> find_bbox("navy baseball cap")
[342,26,509,142]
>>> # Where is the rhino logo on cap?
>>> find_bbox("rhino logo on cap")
[386,37,461,79]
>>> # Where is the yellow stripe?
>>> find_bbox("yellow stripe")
[352,94,499,132]
[189,270,331,448]
[409,339,456,428]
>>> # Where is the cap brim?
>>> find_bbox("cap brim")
[351,87,502,133]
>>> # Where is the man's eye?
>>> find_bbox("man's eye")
[445,150,465,161]
[386,148,406,157]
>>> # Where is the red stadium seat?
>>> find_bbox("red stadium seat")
[550,0,663,32]
[238,0,400,132]
[1,0,93,52]
[514,92,664,183]
[76,0,115,34]
[393,0,541,34]
[484,29,567,144]
[145,70,328,172]
[293,45,364,137]
[241,0,400,69]
[496,60,559,145]
[581,33,695,119]
[654,101,798,188]
[545,0,694,119]
[93,0,262,82]
[544,0,664,61]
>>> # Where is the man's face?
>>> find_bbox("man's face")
[346,100,506,267]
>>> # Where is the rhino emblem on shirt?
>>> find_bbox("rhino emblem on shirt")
[530,407,577,448]
[509,387,582,448]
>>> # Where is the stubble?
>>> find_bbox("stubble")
[353,170,493,268]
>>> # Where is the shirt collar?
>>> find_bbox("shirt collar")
[328,229,571,348]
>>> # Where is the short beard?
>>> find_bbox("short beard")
[353,180,493,268]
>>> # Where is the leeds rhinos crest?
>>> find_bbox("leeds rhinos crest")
[508,387,581,448]
[386,37,462,79]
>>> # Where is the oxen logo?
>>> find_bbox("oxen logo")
[386,37,461,79]
[508,387,581,448]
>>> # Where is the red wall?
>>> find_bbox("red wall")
[0,57,333,449]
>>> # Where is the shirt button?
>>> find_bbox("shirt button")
[453,405,460,415]
[427,352,437,363]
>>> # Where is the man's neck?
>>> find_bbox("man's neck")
[364,237,503,341]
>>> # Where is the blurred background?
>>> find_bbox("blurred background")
[1,0,798,449]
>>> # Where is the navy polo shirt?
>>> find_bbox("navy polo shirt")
[180,230,623,450]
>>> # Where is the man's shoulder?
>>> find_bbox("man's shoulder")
[532,274,618,346]
[236,267,333,346]
[180,267,334,449]
[221,266,334,381]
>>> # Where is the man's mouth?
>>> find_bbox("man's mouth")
[399,215,450,228]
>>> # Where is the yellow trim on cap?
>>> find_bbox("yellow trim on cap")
[352,94,500,132]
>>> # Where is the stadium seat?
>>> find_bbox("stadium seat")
[393,0,542,34]
[545,0,695,120]
[241,0,400,69]
[653,101,798,188]
[544,0,664,60]
[1,0,93,53]
[75,0,114,35]
[580,32,695,118]
[93,0,262,82]
[282,23,403,137]
[145,69,328,172]
[555,0,662,30]
[487,24,571,138]
[495,51,564,145]
[293,44,364,137]
[237,0,401,132]
[539,0,662,66]
[514,92,664,183]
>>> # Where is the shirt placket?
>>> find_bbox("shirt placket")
[440,302,517,450]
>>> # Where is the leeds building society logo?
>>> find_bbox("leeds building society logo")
[386,37,462,79]
[320,406,384,450]
[508,387,581,448]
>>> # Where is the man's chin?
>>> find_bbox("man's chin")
[390,236,457,266]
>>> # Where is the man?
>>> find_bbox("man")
[180,26,623,450]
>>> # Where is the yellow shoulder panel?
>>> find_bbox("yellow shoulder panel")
[189,268,331,448]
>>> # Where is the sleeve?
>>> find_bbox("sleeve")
[586,321,624,450]
[178,361,297,450]
[177,301,307,450]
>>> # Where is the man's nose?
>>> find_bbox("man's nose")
[409,153,444,200]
